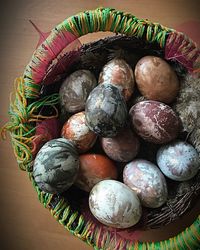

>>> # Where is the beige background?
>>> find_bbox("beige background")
[0,1,200,250]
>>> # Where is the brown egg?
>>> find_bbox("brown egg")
[135,56,179,104]
[99,58,135,101]
[75,154,118,192]
[59,70,97,113]
[101,127,140,162]
[129,100,180,144]
[61,111,97,153]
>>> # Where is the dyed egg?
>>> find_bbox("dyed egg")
[123,159,168,208]
[157,141,200,181]
[75,154,118,192]
[99,58,135,101]
[85,83,127,137]
[61,111,97,153]
[135,56,179,104]
[101,127,140,162]
[89,180,142,228]
[129,100,180,144]
[33,138,79,194]
[59,70,97,113]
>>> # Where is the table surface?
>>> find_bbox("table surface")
[0,1,199,250]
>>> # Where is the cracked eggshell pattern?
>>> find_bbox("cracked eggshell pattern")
[123,159,168,208]
[135,56,179,104]
[85,83,128,137]
[129,100,180,144]
[101,127,140,162]
[61,111,97,153]
[157,141,200,181]
[99,58,135,101]
[33,138,79,194]
[89,180,142,228]
[75,154,118,192]
[59,70,97,113]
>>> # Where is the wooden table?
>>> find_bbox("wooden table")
[0,1,199,249]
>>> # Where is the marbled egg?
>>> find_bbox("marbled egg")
[75,154,118,192]
[129,100,180,144]
[85,83,128,137]
[33,138,79,194]
[101,127,140,162]
[89,180,142,228]
[123,159,168,208]
[61,111,97,153]
[99,58,135,101]
[59,70,97,113]
[157,141,200,181]
[135,56,179,104]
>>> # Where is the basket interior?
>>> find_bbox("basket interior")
[33,34,200,242]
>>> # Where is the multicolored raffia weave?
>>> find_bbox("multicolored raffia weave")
[1,7,200,250]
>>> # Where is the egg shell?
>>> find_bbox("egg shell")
[75,154,118,192]
[99,58,135,101]
[129,100,180,144]
[89,180,142,228]
[157,141,200,181]
[33,138,79,194]
[85,83,128,137]
[59,70,97,113]
[123,159,168,208]
[61,111,97,153]
[101,127,140,162]
[135,56,179,104]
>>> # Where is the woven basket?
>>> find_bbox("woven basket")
[2,7,200,250]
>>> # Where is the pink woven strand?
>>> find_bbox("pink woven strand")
[165,32,200,73]
[28,22,81,85]
[32,118,60,157]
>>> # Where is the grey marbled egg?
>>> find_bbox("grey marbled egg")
[85,83,127,137]
[59,70,97,113]
[33,138,79,194]
[157,141,200,181]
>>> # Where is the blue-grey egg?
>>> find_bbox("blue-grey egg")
[157,141,200,181]
[85,83,127,137]
[33,138,79,194]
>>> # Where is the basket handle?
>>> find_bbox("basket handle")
[23,7,172,98]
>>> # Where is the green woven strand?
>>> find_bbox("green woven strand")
[88,10,94,33]
[73,215,85,235]
[27,93,59,112]
[24,82,41,99]
[84,12,91,33]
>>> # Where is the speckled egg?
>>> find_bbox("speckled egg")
[135,56,179,104]
[33,138,79,194]
[75,154,118,192]
[101,127,140,162]
[99,58,135,101]
[85,83,128,137]
[157,141,200,181]
[129,100,180,144]
[59,70,97,113]
[123,159,168,208]
[61,111,97,153]
[89,180,142,228]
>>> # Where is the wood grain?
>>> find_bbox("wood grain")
[0,1,199,250]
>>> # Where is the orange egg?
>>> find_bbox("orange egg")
[75,154,118,192]
[61,111,97,153]
[99,58,135,101]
